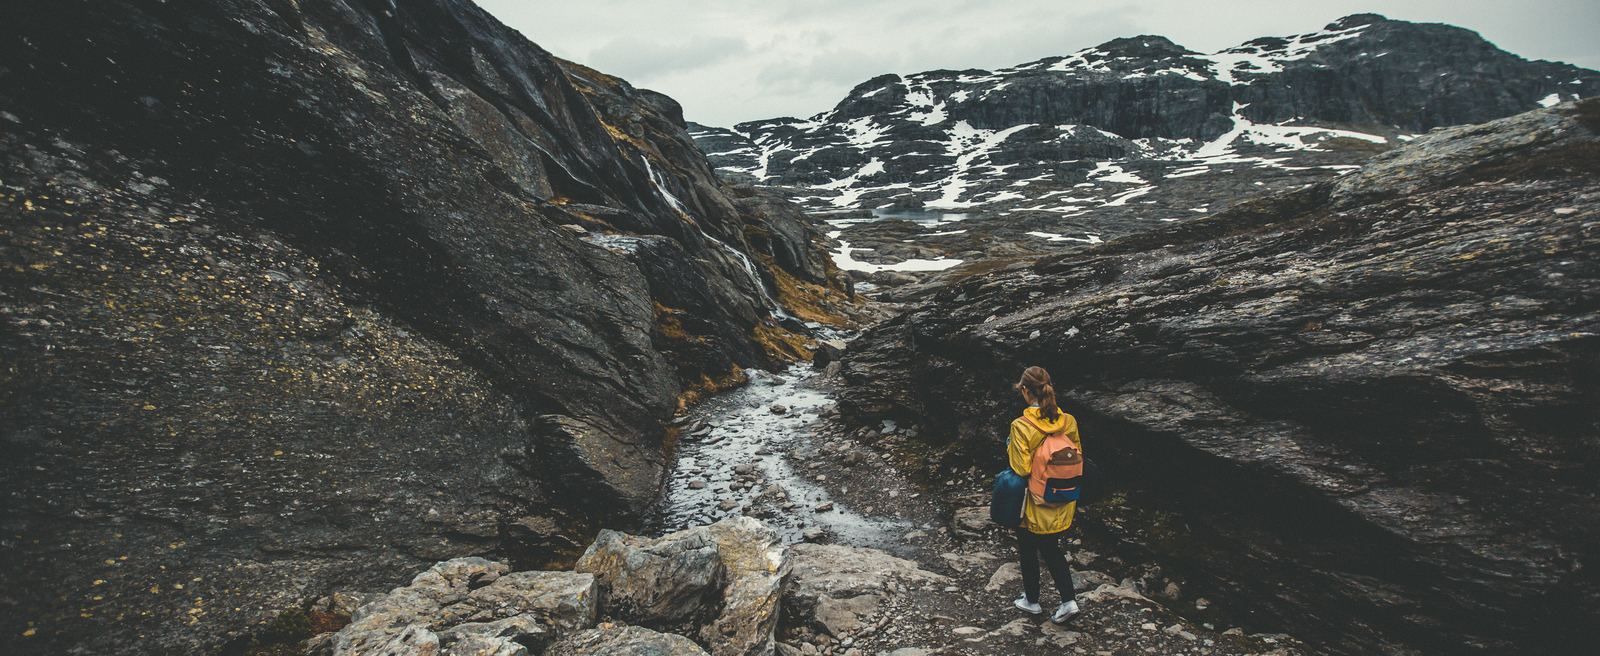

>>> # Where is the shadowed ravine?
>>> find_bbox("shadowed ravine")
[2,1,1596,655]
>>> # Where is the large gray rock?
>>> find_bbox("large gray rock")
[332,558,595,656]
[571,518,792,656]
[835,100,1600,655]
[698,518,793,656]
[576,526,726,624]
[546,626,709,655]
[785,544,947,638]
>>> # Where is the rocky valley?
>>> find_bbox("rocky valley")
[1,2,1596,656]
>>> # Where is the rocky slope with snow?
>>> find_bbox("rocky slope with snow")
[833,99,1600,655]
[695,14,1599,270]
[0,0,852,653]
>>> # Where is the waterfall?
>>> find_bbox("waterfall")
[641,158,796,322]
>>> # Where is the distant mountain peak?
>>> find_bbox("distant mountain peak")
[691,14,1597,271]
[1327,13,1390,30]
[1092,34,1193,56]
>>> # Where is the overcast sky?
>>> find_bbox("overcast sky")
[475,0,1600,127]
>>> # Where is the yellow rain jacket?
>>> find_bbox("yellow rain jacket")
[1007,406,1079,534]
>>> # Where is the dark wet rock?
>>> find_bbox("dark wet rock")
[836,101,1600,655]
[811,340,845,370]
[546,625,709,656]
[575,527,725,625]
[0,1,841,653]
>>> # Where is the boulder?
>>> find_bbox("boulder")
[363,626,441,656]
[950,506,993,537]
[575,527,726,624]
[546,626,709,656]
[332,558,595,656]
[985,563,1022,592]
[785,544,947,638]
[699,518,793,656]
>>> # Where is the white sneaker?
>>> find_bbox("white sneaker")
[1014,596,1042,615]
[1052,600,1081,624]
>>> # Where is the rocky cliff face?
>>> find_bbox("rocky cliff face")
[0,0,846,653]
[834,100,1600,655]
[694,14,1599,270]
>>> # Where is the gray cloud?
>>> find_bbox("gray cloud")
[587,35,749,80]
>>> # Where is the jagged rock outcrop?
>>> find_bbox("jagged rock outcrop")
[0,0,843,654]
[331,557,595,656]
[575,526,726,625]
[326,519,794,656]
[834,101,1600,655]
[696,518,791,656]
[573,517,789,656]
[693,15,1599,268]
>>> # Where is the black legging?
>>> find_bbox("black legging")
[1016,529,1075,604]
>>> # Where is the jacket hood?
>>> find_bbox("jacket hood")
[1023,405,1068,432]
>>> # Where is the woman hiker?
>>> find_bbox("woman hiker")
[1006,365,1083,624]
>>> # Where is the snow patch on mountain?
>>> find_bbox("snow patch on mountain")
[1200,22,1371,85]
[694,14,1598,264]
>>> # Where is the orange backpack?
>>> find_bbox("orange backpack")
[1021,414,1083,507]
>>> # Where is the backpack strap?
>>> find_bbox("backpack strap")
[1020,414,1082,454]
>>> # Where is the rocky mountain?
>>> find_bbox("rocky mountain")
[693,14,1599,269]
[834,99,1600,655]
[0,0,855,653]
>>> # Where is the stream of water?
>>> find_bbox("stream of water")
[642,368,913,547]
